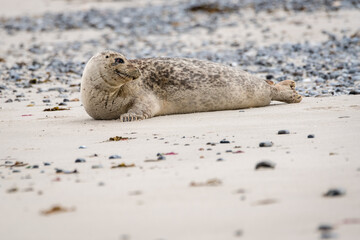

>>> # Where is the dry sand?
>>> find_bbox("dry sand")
[1,93,360,240]
[1,0,360,240]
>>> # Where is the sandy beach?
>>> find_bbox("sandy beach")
[1,0,360,239]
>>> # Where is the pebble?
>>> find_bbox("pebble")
[277,130,290,135]
[259,141,273,147]
[75,158,86,163]
[109,155,122,159]
[78,145,87,149]
[92,164,103,169]
[255,161,276,170]
[217,158,224,161]
[307,134,315,138]
[323,188,346,197]
[220,139,230,144]
[43,162,51,166]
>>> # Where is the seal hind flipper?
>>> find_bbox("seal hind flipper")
[270,80,302,103]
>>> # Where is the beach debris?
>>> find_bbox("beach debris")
[109,154,122,159]
[145,153,166,162]
[233,150,244,154]
[74,158,86,163]
[190,178,222,187]
[92,164,103,169]
[234,229,243,237]
[323,188,346,197]
[255,161,276,170]
[108,136,131,141]
[307,134,315,138]
[43,107,69,111]
[156,153,166,160]
[21,114,33,117]
[187,3,239,14]
[318,224,337,239]
[55,168,78,174]
[6,187,18,193]
[253,198,278,205]
[41,205,75,216]
[8,161,28,168]
[111,163,135,168]
[259,141,273,147]
[162,152,178,155]
[278,130,290,134]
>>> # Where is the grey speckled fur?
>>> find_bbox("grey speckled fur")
[81,50,302,121]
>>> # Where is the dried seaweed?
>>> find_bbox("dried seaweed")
[108,136,132,141]
[55,168,78,174]
[187,3,239,13]
[43,107,70,111]
[111,163,135,168]
[41,205,75,215]
[190,178,222,187]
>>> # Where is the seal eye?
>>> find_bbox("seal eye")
[115,58,125,64]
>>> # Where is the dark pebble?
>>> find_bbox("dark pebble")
[12,170,21,173]
[5,99,13,103]
[75,158,86,163]
[109,155,121,159]
[42,99,50,103]
[43,162,51,166]
[217,158,224,161]
[323,188,346,197]
[318,224,334,231]
[278,130,290,135]
[63,98,70,102]
[307,134,315,138]
[32,165,39,169]
[259,141,273,147]
[157,154,166,160]
[220,139,230,144]
[255,161,276,170]
[59,102,67,106]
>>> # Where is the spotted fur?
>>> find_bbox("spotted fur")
[81,50,302,121]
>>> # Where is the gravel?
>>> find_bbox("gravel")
[0,0,359,100]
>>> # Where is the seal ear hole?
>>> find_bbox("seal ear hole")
[105,55,109,58]
[115,58,125,64]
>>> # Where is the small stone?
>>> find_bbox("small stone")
[255,161,275,170]
[157,154,166,160]
[318,224,334,231]
[308,134,315,138]
[32,165,39,169]
[5,99,13,103]
[259,141,273,147]
[78,145,87,149]
[109,155,121,159]
[277,130,290,135]
[92,164,103,169]
[217,158,224,161]
[75,158,86,163]
[323,188,346,197]
[42,99,51,103]
[98,182,105,186]
[43,162,51,166]
[12,170,21,173]
[220,139,230,144]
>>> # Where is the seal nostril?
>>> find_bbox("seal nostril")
[105,55,109,58]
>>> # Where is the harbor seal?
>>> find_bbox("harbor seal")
[81,50,302,121]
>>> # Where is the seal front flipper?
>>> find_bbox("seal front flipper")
[119,100,157,122]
